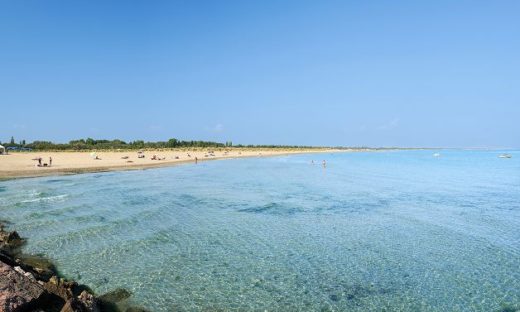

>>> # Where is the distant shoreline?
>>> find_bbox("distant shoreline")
[2,148,513,181]
[0,148,343,181]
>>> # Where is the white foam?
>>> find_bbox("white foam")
[21,194,68,203]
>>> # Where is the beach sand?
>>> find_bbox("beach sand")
[0,148,339,180]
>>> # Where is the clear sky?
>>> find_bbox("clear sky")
[1,1,518,147]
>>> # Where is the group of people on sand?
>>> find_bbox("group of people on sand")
[150,154,165,160]
[148,153,198,162]
[35,157,52,167]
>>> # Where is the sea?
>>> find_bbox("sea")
[0,150,519,311]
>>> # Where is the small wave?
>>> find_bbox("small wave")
[239,202,301,215]
[325,198,390,214]
[46,179,69,183]
[21,194,69,203]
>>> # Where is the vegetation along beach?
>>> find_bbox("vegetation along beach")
[0,142,340,180]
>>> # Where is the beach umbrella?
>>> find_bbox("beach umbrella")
[0,145,5,154]
[90,152,97,159]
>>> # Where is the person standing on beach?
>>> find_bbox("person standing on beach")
[49,157,52,167]
[38,157,42,166]
[195,157,198,164]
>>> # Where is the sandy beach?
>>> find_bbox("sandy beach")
[0,148,339,180]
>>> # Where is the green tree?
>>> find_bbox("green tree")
[166,138,178,148]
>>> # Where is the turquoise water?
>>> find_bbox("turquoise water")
[1,150,519,311]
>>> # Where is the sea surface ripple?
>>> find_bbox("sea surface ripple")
[0,150,519,311]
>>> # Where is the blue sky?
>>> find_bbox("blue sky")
[1,1,518,147]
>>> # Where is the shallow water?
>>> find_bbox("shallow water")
[1,150,519,311]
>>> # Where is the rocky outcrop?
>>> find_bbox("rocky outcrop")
[0,223,149,312]
[0,259,100,312]
[61,291,98,312]
[44,276,76,301]
[0,226,24,254]
[0,225,99,312]
[0,261,45,311]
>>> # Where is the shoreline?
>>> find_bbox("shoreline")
[0,148,342,181]
[0,148,342,310]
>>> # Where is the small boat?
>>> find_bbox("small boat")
[433,153,441,157]
[498,154,512,159]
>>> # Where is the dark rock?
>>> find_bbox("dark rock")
[0,229,25,253]
[44,275,77,301]
[78,291,98,312]
[99,288,132,303]
[0,223,101,312]
[0,261,45,311]
[61,298,86,312]
[97,288,132,312]
[0,252,14,266]
[59,291,99,312]
[16,254,57,280]
[0,230,20,243]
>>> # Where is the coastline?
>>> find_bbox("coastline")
[2,149,518,310]
[0,148,342,181]
[0,148,342,310]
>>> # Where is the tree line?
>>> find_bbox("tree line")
[0,136,322,151]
